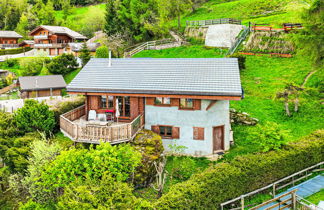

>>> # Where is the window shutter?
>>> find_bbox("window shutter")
[193,127,204,140]
[172,127,180,139]
[146,97,155,105]
[171,98,180,106]
[151,125,160,134]
[193,99,201,110]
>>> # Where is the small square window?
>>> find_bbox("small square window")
[159,126,172,138]
[155,97,171,105]
[180,98,194,109]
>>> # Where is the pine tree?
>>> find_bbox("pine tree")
[104,0,120,36]
[79,42,91,67]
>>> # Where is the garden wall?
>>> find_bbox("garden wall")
[154,130,324,209]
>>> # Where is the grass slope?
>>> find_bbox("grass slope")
[181,0,313,27]
[306,189,324,205]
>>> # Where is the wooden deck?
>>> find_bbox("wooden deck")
[60,105,145,144]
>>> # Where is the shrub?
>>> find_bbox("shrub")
[19,57,49,76]
[14,100,55,135]
[95,45,109,58]
[2,58,19,68]
[47,54,78,75]
[249,122,290,152]
[229,53,246,70]
[131,129,164,188]
[0,111,20,138]
[0,47,32,56]
[155,130,324,209]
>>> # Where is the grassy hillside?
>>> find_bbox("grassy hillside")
[181,0,313,27]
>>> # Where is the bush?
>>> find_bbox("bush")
[14,100,55,135]
[229,53,246,70]
[19,57,49,76]
[155,130,324,209]
[0,112,20,138]
[131,129,164,188]
[47,54,78,75]
[0,47,32,56]
[95,45,109,58]
[249,122,290,152]
[2,58,19,68]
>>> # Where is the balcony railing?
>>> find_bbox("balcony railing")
[0,44,19,48]
[33,43,66,48]
[60,105,145,144]
[34,35,48,39]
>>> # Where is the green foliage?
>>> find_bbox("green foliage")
[2,59,19,68]
[95,45,109,58]
[57,173,151,209]
[131,129,164,188]
[155,130,324,209]
[305,189,324,205]
[229,53,246,70]
[19,57,49,76]
[0,48,32,56]
[35,143,141,203]
[79,42,91,67]
[0,112,19,138]
[14,100,55,135]
[47,54,78,75]
[249,122,290,152]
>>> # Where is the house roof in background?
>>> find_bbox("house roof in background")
[29,25,87,39]
[18,75,67,91]
[68,42,100,52]
[19,40,35,46]
[67,58,242,98]
[0,31,23,38]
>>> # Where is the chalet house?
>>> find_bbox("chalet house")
[29,25,87,56]
[18,75,67,99]
[61,58,242,156]
[0,31,23,49]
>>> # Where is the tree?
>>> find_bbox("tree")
[15,13,29,38]
[47,54,78,75]
[0,112,19,138]
[19,57,48,76]
[37,0,55,25]
[104,0,120,36]
[79,42,91,66]
[14,100,56,135]
[95,45,109,58]
[276,83,304,116]
[296,0,323,68]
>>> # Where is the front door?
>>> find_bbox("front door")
[213,125,224,152]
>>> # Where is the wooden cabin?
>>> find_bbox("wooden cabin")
[0,31,23,49]
[29,25,87,56]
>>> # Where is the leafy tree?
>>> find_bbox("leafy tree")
[34,143,141,203]
[57,174,150,209]
[20,57,48,76]
[14,100,55,135]
[15,13,29,38]
[95,45,109,58]
[249,122,290,152]
[47,54,78,75]
[37,0,55,25]
[0,112,19,138]
[104,0,120,36]
[79,42,91,66]
[296,0,323,68]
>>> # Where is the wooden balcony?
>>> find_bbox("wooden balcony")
[33,43,67,48]
[60,105,145,144]
[0,44,19,48]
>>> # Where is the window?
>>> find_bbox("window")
[180,98,194,109]
[155,97,171,105]
[159,126,172,138]
[101,96,114,109]
[116,96,130,117]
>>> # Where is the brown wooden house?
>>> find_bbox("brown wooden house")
[18,75,67,99]
[0,31,23,49]
[29,25,87,56]
[61,58,242,156]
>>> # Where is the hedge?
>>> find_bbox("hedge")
[154,130,324,209]
[0,47,32,56]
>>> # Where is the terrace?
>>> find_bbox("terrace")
[60,105,145,144]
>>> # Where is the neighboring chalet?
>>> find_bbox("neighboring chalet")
[29,25,87,56]
[60,58,242,156]
[0,31,23,49]
[66,42,100,56]
[18,75,67,99]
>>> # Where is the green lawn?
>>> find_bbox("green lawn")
[134,45,227,58]
[64,68,81,84]
[306,189,324,205]
[179,0,311,28]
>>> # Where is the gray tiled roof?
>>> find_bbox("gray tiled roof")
[0,31,23,38]
[68,42,100,52]
[30,25,87,39]
[19,75,67,91]
[67,58,242,97]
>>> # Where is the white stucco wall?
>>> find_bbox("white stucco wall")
[144,100,231,156]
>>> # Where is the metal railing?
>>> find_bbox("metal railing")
[186,18,241,27]
[220,162,324,210]
[227,26,250,55]
[0,44,19,48]
[60,105,145,144]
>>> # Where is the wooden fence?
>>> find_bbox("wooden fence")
[220,161,324,210]
[186,18,241,27]
[0,83,17,95]
[60,105,145,144]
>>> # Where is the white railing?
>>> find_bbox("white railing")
[34,35,48,39]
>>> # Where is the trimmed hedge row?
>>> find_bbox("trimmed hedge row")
[154,130,324,209]
[0,47,32,56]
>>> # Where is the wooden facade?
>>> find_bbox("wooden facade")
[0,37,19,45]
[21,88,62,99]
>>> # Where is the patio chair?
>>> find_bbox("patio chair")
[88,110,97,121]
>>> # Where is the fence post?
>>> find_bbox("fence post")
[292,191,296,210]
[241,195,244,210]
[272,183,276,198]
